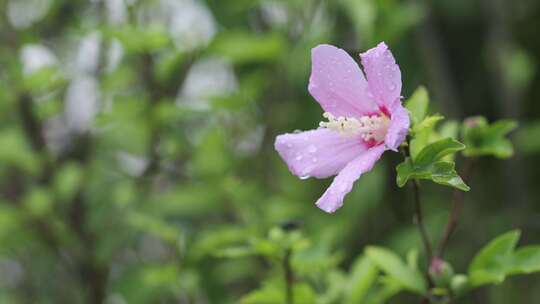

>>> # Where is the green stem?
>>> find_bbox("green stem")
[437,158,475,258]
[283,248,294,304]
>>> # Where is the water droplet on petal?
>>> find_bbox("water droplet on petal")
[312,157,317,163]
[308,145,317,153]
[300,175,310,180]
[295,155,303,161]
[287,143,293,148]
[293,129,302,134]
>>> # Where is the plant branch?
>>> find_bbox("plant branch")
[412,180,433,265]
[283,248,294,304]
[437,157,475,258]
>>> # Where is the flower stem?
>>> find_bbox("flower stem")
[412,179,434,267]
[401,138,434,268]
[437,158,475,258]
[283,248,294,304]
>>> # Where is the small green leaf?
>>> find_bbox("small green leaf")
[405,86,429,125]
[396,138,469,191]
[214,246,256,258]
[469,230,520,286]
[346,256,378,304]
[210,31,286,64]
[410,115,444,158]
[407,249,419,270]
[511,246,540,274]
[415,138,465,167]
[462,116,517,158]
[430,162,470,191]
[396,158,414,187]
[365,246,427,294]
[240,281,315,304]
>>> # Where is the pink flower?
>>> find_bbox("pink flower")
[274,43,410,213]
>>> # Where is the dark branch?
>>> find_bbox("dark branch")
[437,158,475,258]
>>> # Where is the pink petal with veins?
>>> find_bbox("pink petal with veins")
[275,128,367,179]
[360,42,402,109]
[316,145,386,213]
[309,44,379,118]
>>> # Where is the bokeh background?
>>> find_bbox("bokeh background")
[1,0,540,303]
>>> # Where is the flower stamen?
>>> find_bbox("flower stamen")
[319,112,390,142]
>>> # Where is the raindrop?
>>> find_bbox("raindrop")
[286,143,293,148]
[389,83,396,91]
[300,175,310,180]
[293,129,302,134]
[312,157,317,163]
[308,145,317,153]
[295,155,303,161]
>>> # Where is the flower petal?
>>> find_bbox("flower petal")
[309,44,379,118]
[316,145,386,213]
[360,42,401,108]
[275,128,367,179]
[385,101,410,151]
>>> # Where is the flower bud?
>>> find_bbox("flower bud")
[429,257,454,287]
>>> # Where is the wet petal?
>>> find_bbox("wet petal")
[385,101,410,151]
[360,42,401,108]
[275,128,367,179]
[309,44,379,118]
[316,145,386,213]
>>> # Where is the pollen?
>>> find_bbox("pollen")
[319,112,390,142]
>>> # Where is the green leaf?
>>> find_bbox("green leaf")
[126,212,181,243]
[396,138,469,191]
[365,246,427,294]
[210,31,286,64]
[396,159,415,187]
[414,138,465,167]
[462,116,518,158]
[409,115,444,158]
[511,246,540,274]
[240,281,315,304]
[469,230,520,286]
[106,25,170,54]
[405,86,429,125]
[346,256,378,304]
[430,161,470,191]
[406,249,419,270]
[53,162,83,202]
[215,246,256,258]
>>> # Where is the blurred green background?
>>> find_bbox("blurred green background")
[0,0,540,303]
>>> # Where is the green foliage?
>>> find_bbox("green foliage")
[240,281,316,304]
[365,246,427,294]
[462,116,518,158]
[405,85,429,126]
[398,86,471,191]
[397,139,469,191]
[209,31,287,64]
[468,230,540,287]
[345,256,378,303]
